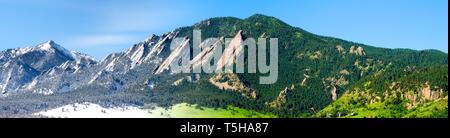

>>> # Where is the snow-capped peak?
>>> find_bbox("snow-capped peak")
[37,40,75,59]
[36,40,97,63]
[38,40,56,50]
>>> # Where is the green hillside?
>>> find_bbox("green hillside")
[317,65,448,118]
[130,14,448,118]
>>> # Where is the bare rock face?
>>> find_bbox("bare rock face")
[331,85,338,101]
[336,76,349,86]
[172,78,185,86]
[336,45,345,54]
[172,75,200,86]
[349,46,366,56]
[126,34,159,69]
[148,32,176,58]
[339,69,351,75]
[250,91,257,99]
[356,47,366,55]
[324,77,340,101]
[269,87,289,108]
[308,51,322,60]
[155,30,245,74]
[301,74,310,86]
[420,82,443,101]
[216,30,244,71]
[191,37,224,71]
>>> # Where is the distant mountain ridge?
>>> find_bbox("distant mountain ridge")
[0,40,96,95]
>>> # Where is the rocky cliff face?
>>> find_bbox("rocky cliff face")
[349,46,366,56]
[216,30,244,72]
[154,37,190,74]
[191,37,224,72]
[269,87,289,108]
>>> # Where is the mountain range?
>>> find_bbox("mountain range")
[0,14,447,118]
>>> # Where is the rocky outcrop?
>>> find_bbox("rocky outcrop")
[326,76,348,87]
[126,35,157,69]
[336,45,345,54]
[172,75,201,86]
[420,82,443,101]
[172,78,184,86]
[336,76,349,86]
[269,87,289,108]
[250,91,258,99]
[154,37,190,74]
[260,32,266,38]
[323,77,343,101]
[154,30,245,74]
[331,85,338,101]
[308,51,322,60]
[209,73,256,98]
[191,37,224,71]
[148,32,175,59]
[396,82,445,109]
[349,46,366,56]
[301,74,310,86]
[216,30,244,71]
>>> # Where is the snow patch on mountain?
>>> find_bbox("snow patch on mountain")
[0,40,97,95]
[33,102,164,118]
[32,88,54,95]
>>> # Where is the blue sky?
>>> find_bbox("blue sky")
[0,0,447,59]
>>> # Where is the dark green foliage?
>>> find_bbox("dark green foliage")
[134,14,448,117]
